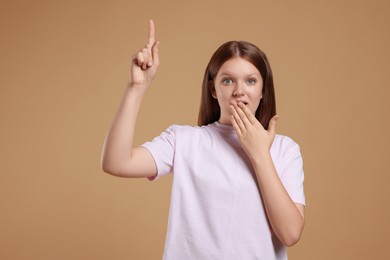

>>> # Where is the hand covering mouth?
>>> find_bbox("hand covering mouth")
[233,100,248,105]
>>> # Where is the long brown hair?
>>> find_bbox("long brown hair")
[198,41,276,129]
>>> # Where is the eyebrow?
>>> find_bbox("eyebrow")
[219,72,260,77]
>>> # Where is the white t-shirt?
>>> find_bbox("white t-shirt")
[142,121,305,260]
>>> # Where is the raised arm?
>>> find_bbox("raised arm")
[101,20,160,178]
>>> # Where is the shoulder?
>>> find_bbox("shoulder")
[273,134,300,148]
[162,124,218,145]
[165,124,213,135]
[272,134,302,158]
[167,124,199,131]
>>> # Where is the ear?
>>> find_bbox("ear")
[210,81,217,99]
[211,89,217,99]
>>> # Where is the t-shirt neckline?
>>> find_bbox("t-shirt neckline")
[212,121,236,135]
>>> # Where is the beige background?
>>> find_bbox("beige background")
[1,0,389,259]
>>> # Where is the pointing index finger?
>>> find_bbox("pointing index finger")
[148,19,155,45]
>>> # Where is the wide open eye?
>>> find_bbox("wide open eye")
[222,78,234,85]
[247,79,256,85]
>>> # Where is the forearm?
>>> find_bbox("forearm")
[252,153,304,246]
[101,85,146,173]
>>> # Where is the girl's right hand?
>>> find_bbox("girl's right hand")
[129,20,160,89]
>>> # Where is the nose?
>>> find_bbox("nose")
[232,81,245,97]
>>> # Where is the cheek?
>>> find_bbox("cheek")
[215,87,230,99]
[252,88,263,111]
[249,86,263,99]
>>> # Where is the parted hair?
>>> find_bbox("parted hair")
[198,41,276,129]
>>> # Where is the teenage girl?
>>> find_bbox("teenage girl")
[101,20,305,260]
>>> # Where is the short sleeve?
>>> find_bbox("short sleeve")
[280,142,306,206]
[141,126,176,181]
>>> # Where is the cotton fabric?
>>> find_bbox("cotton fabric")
[142,122,305,260]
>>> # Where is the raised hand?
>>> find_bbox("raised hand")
[230,102,279,162]
[129,20,160,88]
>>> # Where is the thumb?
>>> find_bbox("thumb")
[268,115,279,134]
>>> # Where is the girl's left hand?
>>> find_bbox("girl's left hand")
[230,102,279,162]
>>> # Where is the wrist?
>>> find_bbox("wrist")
[250,149,272,165]
[126,82,149,95]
